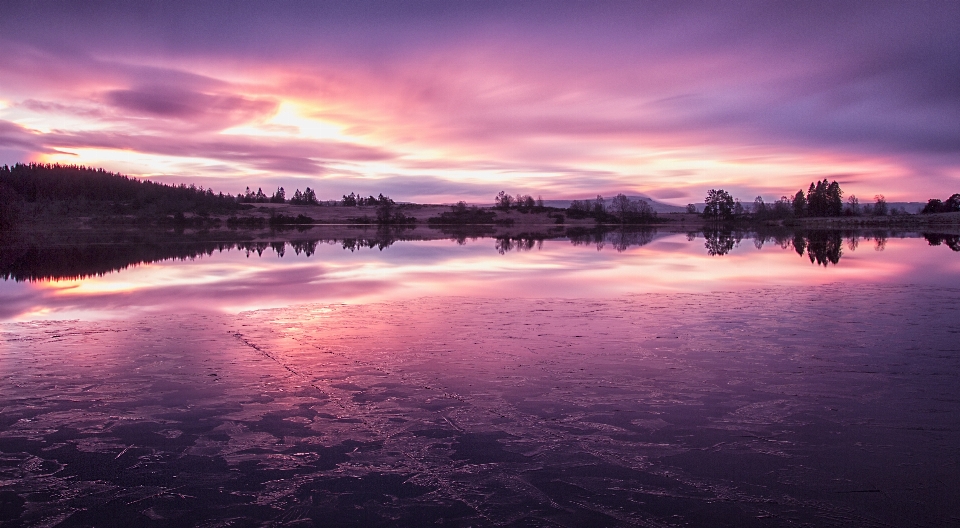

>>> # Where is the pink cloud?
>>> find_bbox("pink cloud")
[2,121,397,175]
[0,2,958,202]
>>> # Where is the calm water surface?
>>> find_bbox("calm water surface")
[1,229,959,526]
[2,229,959,320]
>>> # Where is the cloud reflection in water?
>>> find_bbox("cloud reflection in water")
[1,230,959,321]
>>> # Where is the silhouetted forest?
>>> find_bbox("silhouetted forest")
[700,181,937,224]
[341,193,394,207]
[5,164,955,243]
[0,163,244,214]
[495,191,545,212]
[703,181,848,223]
[796,179,844,217]
[921,194,960,214]
[236,186,325,205]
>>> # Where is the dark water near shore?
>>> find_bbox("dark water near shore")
[1,229,959,526]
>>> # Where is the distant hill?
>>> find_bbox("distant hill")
[887,202,925,214]
[539,196,689,214]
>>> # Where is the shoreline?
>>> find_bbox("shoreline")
[7,201,960,239]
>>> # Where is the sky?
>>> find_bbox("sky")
[1,1,958,204]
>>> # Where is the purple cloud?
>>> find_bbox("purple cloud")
[0,1,958,200]
[102,86,278,130]
[10,126,397,175]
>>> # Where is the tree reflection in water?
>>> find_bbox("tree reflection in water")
[702,228,742,256]
[789,230,886,266]
[566,227,656,253]
[923,233,960,251]
[804,230,843,266]
[495,236,544,254]
[701,228,959,266]
[2,227,958,282]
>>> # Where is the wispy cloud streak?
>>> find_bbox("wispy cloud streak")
[0,1,957,202]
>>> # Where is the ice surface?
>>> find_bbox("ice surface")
[2,286,958,526]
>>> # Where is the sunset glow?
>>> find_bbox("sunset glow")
[2,1,958,202]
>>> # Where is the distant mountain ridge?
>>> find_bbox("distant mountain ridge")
[885,202,925,214]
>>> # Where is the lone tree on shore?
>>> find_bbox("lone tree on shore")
[610,193,632,220]
[846,195,860,215]
[872,194,888,216]
[703,189,734,222]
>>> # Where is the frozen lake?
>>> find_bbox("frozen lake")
[1,228,959,526]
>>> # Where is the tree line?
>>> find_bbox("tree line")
[343,194,417,226]
[5,163,957,236]
[341,193,396,207]
[0,162,243,215]
[495,191,545,211]
[699,179,923,223]
[0,163,333,213]
[920,194,960,214]
[237,188,412,208]
[493,192,658,224]
[567,194,655,223]
[236,186,321,205]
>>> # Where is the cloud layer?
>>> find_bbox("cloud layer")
[1,1,958,202]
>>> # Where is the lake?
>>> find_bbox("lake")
[1,227,959,526]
